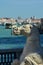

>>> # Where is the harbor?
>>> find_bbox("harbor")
[0,17,43,65]
[0,0,43,64]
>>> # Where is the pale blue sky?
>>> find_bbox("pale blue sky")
[0,0,43,18]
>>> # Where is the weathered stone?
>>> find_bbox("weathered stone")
[20,24,43,65]
[11,59,20,65]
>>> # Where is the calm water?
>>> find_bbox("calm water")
[40,34,43,47]
[0,25,43,49]
[0,25,43,63]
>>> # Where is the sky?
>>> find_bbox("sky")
[0,0,43,18]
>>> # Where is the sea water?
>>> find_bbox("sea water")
[0,25,43,64]
[40,34,43,47]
